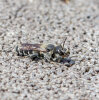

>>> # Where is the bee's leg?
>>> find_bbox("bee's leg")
[53,57,62,63]
[43,53,52,62]
[52,54,62,63]
[29,52,40,61]
[44,54,50,62]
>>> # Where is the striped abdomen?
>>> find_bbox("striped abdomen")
[16,46,34,56]
[16,43,45,57]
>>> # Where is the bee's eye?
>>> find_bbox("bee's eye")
[57,50,64,55]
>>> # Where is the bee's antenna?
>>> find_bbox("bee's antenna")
[62,37,67,49]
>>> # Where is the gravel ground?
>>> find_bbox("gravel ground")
[0,0,99,100]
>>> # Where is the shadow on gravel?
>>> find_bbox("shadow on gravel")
[60,58,75,67]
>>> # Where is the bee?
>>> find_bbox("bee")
[16,38,75,66]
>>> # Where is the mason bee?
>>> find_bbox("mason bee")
[16,39,75,66]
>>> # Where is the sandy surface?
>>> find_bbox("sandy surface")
[0,0,99,100]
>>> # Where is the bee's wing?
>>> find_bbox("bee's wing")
[20,43,47,52]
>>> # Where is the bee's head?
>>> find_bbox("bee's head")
[62,47,70,57]
[55,45,70,57]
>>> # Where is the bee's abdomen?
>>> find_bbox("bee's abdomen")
[16,46,33,56]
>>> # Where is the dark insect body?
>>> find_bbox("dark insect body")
[16,42,75,66]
